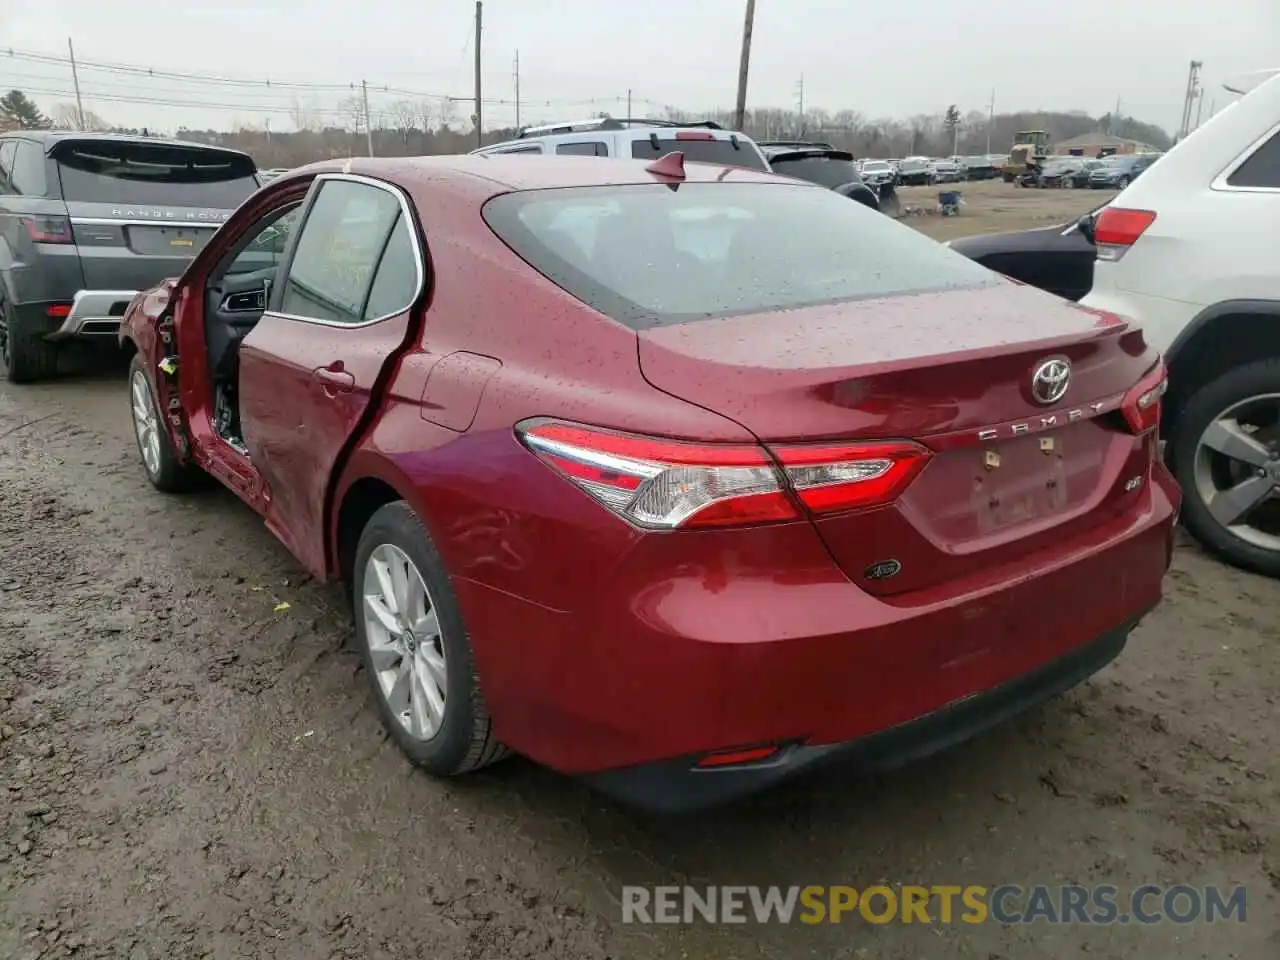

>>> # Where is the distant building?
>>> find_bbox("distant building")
[0,115,19,133]
[1053,133,1162,156]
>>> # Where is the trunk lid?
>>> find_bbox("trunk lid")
[65,201,230,290]
[637,284,1157,595]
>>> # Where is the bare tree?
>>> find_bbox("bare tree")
[415,99,434,134]
[289,96,322,132]
[52,102,110,131]
[338,95,367,136]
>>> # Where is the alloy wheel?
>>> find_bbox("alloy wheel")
[361,543,448,742]
[130,369,162,478]
[1192,394,1280,552]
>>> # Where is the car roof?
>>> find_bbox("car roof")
[476,119,757,156]
[6,130,254,160]
[284,154,786,195]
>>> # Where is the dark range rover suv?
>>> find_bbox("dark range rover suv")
[0,132,260,382]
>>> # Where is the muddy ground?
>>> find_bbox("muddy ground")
[2,185,1278,959]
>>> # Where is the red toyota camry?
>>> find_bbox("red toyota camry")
[121,153,1179,811]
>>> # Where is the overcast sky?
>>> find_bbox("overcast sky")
[2,0,1278,135]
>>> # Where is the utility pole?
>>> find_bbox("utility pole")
[952,118,960,157]
[626,88,632,119]
[361,80,374,156]
[1177,60,1202,140]
[795,75,805,135]
[473,1,483,149]
[67,38,85,130]
[733,0,756,132]
[513,50,520,131]
[1194,86,1206,130]
[985,87,995,155]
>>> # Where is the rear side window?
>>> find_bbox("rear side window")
[492,144,542,155]
[484,182,994,329]
[1227,130,1280,188]
[0,142,15,194]
[10,142,48,196]
[631,137,768,171]
[281,180,402,325]
[53,142,259,207]
[362,215,421,321]
[556,141,609,157]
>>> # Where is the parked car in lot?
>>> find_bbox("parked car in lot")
[0,132,260,382]
[1087,153,1161,189]
[931,159,963,183]
[472,116,770,171]
[1081,68,1280,577]
[1036,157,1087,188]
[757,140,880,210]
[121,152,1178,811]
[961,155,998,180]
[946,203,1105,301]
[857,158,896,188]
[895,156,934,186]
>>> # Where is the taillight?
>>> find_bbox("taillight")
[1120,363,1168,434]
[517,420,796,529]
[674,131,716,141]
[772,440,933,515]
[22,215,74,245]
[516,420,932,529]
[1094,207,1156,262]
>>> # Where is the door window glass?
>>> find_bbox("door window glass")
[556,141,609,156]
[281,180,401,324]
[0,142,15,194]
[225,203,302,275]
[362,214,420,320]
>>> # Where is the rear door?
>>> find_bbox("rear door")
[237,174,425,577]
[51,139,259,291]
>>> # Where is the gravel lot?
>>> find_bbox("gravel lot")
[2,183,1278,959]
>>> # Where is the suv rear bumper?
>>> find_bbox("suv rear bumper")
[44,290,139,340]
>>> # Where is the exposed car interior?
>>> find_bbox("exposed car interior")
[203,203,300,448]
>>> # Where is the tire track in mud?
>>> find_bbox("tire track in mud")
[2,379,1279,960]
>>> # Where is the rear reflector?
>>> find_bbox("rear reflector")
[695,745,780,768]
[516,420,932,529]
[1095,208,1156,262]
[1120,362,1168,434]
[22,215,74,245]
[45,303,73,318]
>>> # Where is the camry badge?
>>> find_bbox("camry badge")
[1031,358,1071,405]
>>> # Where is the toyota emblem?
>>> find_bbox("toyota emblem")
[1031,358,1071,405]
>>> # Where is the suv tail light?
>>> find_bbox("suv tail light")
[22,215,74,245]
[1120,363,1168,434]
[1094,207,1156,262]
[516,420,932,529]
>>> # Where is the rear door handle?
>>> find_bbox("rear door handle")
[312,363,355,395]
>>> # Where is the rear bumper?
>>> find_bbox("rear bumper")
[458,462,1180,804]
[584,616,1138,813]
[45,289,139,340]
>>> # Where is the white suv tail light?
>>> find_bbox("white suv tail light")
[1095,207,1157,262]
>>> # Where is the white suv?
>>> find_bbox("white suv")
[472,117,770,171]
[1081,69,1280,576]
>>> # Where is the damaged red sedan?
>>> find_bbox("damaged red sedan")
[121,153,1179,811]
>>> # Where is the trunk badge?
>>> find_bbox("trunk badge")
[1031,358,1072,405]
[864,559,902,581]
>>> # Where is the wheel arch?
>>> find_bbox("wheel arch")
[1162,300,1280,433]
[330,452,436,590]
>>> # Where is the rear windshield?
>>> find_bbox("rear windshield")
[768,155,860,189]
[484,182,995,329]
[630,137,768,171]
[54,142,259,207]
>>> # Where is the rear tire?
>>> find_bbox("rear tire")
[128,355,200,492]
[353,501,509,776]
[1170,359,1280,578]
[1,302,61,383]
